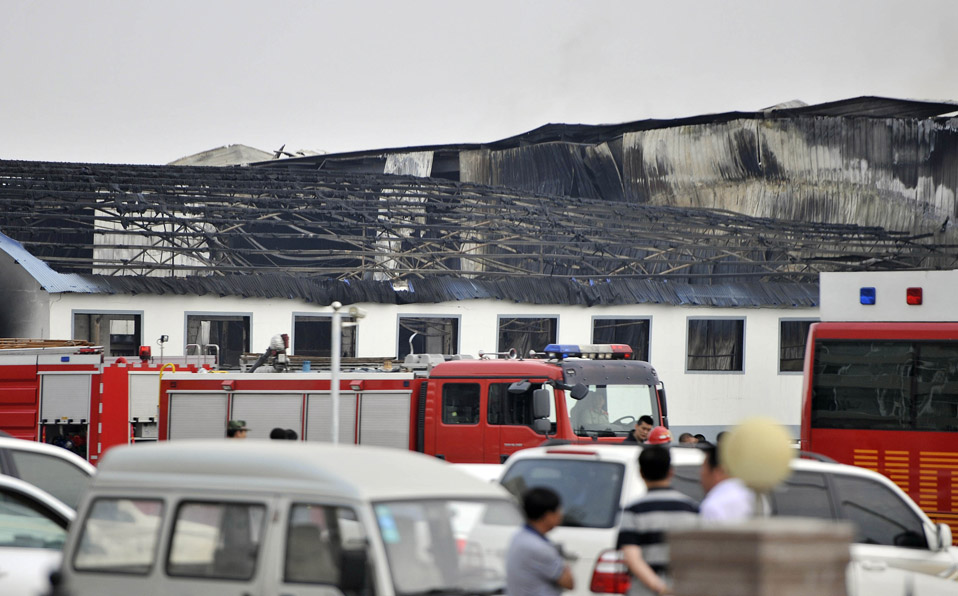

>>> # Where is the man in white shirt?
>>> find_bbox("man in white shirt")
[699,443,754,522]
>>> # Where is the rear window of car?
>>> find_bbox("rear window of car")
[501,459,625,528]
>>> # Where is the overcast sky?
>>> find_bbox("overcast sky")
[3,0,957,165]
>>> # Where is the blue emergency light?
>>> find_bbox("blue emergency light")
[859,287,876,305]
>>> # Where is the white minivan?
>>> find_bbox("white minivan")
[52,440,523,596]
[499,444,957,596]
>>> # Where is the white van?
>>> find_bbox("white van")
[52,440,523,596]
[499,444,957,596]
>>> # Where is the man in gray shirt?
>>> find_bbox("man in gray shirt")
[506,487,574,596]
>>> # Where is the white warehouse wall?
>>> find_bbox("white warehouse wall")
[48,293,816,437]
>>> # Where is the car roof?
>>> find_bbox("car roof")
[93,440,515,502]
[0,473,75,524]
[505,443,707,466]
[0,437,96,476]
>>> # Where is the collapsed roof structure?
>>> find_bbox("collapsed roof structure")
[0,150,955,307]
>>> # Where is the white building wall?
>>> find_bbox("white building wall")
[48,293,816,436]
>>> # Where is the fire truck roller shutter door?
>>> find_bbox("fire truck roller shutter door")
[358,391,412,450]
[231,393,303,441]
[40,374,91,422]
[129,373,161,422]
[169,393,228,440]
[306,393,357,444]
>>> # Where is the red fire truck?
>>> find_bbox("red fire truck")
[0,341,211,463]
[159,344,668,463]
[801,270,958,543]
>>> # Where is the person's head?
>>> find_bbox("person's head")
[694,433,708,444]
[715,431,727,444]
[635,415,654,441]
[285,428,298,440]
[227,420,249,439]
[678,432,697,444]
[639,445,672,485]
[522,487,563,532]
[699,443,728,494]
[269,427,286,440]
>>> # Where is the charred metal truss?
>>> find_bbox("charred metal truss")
[0,160,955,291]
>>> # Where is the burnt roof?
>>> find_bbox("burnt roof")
[0,159,955,306]
[254,96,958,170]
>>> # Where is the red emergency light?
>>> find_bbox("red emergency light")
[906,287,923,305]
[138,346,152,361]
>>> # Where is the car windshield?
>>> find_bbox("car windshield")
[500,459,625,528]
[566,384,655,437]
[373,498,522,596]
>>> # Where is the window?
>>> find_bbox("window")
[769,471,834,519]
[592,318,650,361]
[293,315,357,358]
[687,318,744,372]
[442,383,480,424]
[285,504,369,592]
[497,317,557,356]
[186,314,250,370]
[830,474,927,548]
[7,450,93,509]
[398,316,459,358]
[74,498,164,574]
[488,382,552,430]
[73,312,141,357]
[810,340,958,432]
[501,460,626,529]
[0,487,67,550]
[167,501,267,580]
[779,319,816,372]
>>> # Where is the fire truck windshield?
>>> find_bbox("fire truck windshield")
[566,384,656,437]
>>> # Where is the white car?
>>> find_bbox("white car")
[0,434,95,509]
[499,444,957,596]
[0,474,75,596]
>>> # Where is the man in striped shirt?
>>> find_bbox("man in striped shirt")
[616,447,699,596]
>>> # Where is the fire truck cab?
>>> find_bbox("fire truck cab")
[158,344,668,464]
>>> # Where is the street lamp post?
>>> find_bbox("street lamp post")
[329,301,366,444]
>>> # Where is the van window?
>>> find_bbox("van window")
[770,471,834,519]
[285,504,371,592]
[501,460,625,528]
[167,502,266,580]
[830,474,928,548]
[74,498,164,574]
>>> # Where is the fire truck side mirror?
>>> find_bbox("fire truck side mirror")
[532,419,551,435]
[532,388,551,420]
[569,383,589,400]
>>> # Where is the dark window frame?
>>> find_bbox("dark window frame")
[291,313,357,358]
[397,315,460,358]
[184,312,251,370]
[779,318,817,373]
[686,317,745,373]
[72,310,143,358]
[496,316,558,356]
[591,316,651,362]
